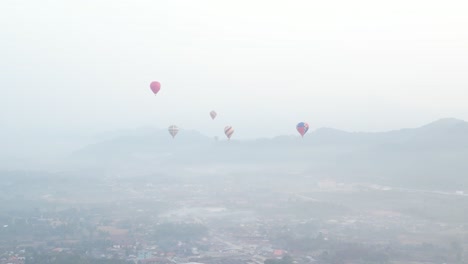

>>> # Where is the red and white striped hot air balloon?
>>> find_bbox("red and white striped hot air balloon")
[224,126,234,140]
[168,125,179,139]
[210,110,217,120]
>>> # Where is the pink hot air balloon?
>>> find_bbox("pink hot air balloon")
[150,81,161,95]
[210,110,217,120]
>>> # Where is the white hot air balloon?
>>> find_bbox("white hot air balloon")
[168,125,179,139]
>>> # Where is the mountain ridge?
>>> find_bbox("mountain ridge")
[19,118,467,190]
[71,118,468,165]
[79,118,468,146]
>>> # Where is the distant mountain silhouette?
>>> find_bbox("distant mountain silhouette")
[71,119,468,190]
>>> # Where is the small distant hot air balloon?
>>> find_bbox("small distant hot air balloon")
[224,126,234,140]
[150,81,161,95]
[296,122,309,138]
[168,125,179,139]
[210,110,217,120]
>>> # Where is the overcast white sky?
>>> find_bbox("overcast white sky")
[1,0,468,139]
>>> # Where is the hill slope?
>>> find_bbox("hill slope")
[70,119,468,190]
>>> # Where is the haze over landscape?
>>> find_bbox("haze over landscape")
[2,0,468,138]
[1,1,468,264]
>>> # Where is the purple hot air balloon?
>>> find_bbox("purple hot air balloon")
[210,110,217,120]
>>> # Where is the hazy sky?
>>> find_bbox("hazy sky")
[2,0,468,139]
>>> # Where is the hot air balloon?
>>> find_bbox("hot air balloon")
[224,126,234,140]
[150,81,161,95]
[210,110,217,120]
[168,125,179,139]
[296,122,309,138]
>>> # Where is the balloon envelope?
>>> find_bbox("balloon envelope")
[150,81,161,95]
[168,125,179,138]
[296,122,309,137]
[224,126,234,140]
[210,110,217,120]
